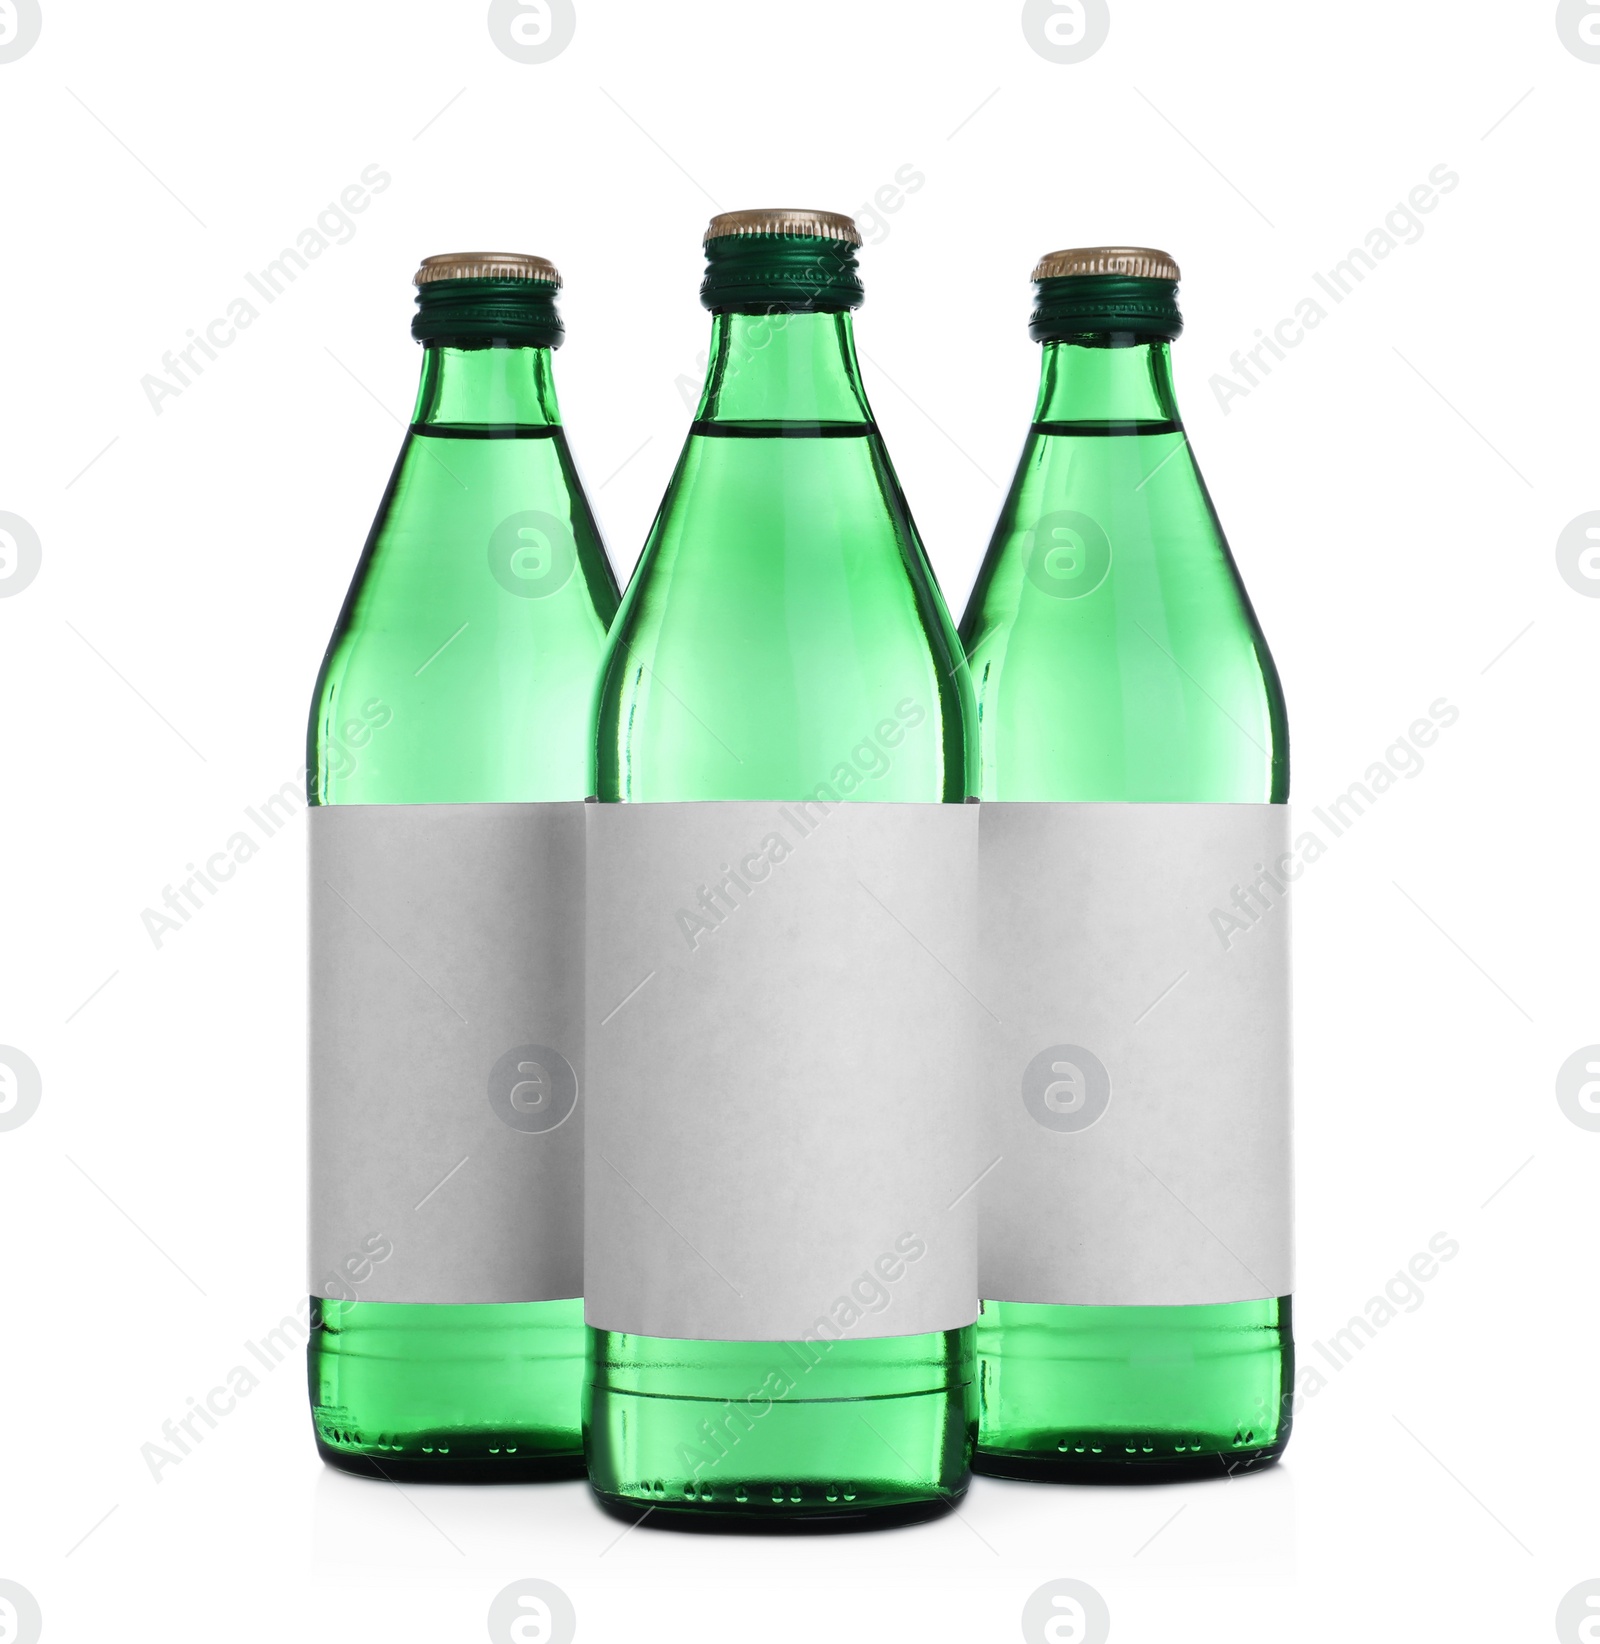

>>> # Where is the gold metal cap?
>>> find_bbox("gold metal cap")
[414,252,561,287]
[704,208,862,247]
[1031,246,1180,282]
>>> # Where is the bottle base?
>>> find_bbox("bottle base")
[973,1438,1285,1485]
[316,1438,585,1485]
[584,1325,975,1531]
[975,1296,1293,1486]
[590,1483,963,1534]
[309,1296,584,1484]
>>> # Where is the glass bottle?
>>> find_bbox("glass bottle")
[586,209,976,1526]
[960,247,1292,1481]
[307,252,619,1480]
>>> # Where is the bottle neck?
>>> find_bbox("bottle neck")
[411,344,560,430]
[696,310,871,425]
[1033,336,1182,429]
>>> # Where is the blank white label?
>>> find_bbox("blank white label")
[309,802,584,1305]
[980,802,1293,1307]
[585,800,981,1343]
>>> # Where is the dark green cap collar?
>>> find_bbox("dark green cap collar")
[1030,274,1182,343]
[701,232,863,313]
[412,277,564,348]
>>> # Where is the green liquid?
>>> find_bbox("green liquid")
[960,336,1292,1480]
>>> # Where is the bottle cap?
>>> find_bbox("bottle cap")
[411,253,563,347]
[1029,246,1182,342]
[1031,246,1180,282]
[414,252,561,287]
[703,209,862,247]
[700,210,863,312]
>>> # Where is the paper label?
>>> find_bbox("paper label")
[585,800,981,1343]
[980,802,1293,1307]
[308,802,584,1305]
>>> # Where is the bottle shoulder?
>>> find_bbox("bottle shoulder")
[961,427,1287,802]
[310,427,618,805]
[595,425,972,802]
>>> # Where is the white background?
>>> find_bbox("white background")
[1,1,1596,1639]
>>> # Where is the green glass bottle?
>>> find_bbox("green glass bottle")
[960,248,1293,1481]
[307,253,619,1481]
[585,209,977,1528]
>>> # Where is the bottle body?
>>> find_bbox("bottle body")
[308,331,618,1480]
[961,324,1293,1480]
[587,295,976,1526]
